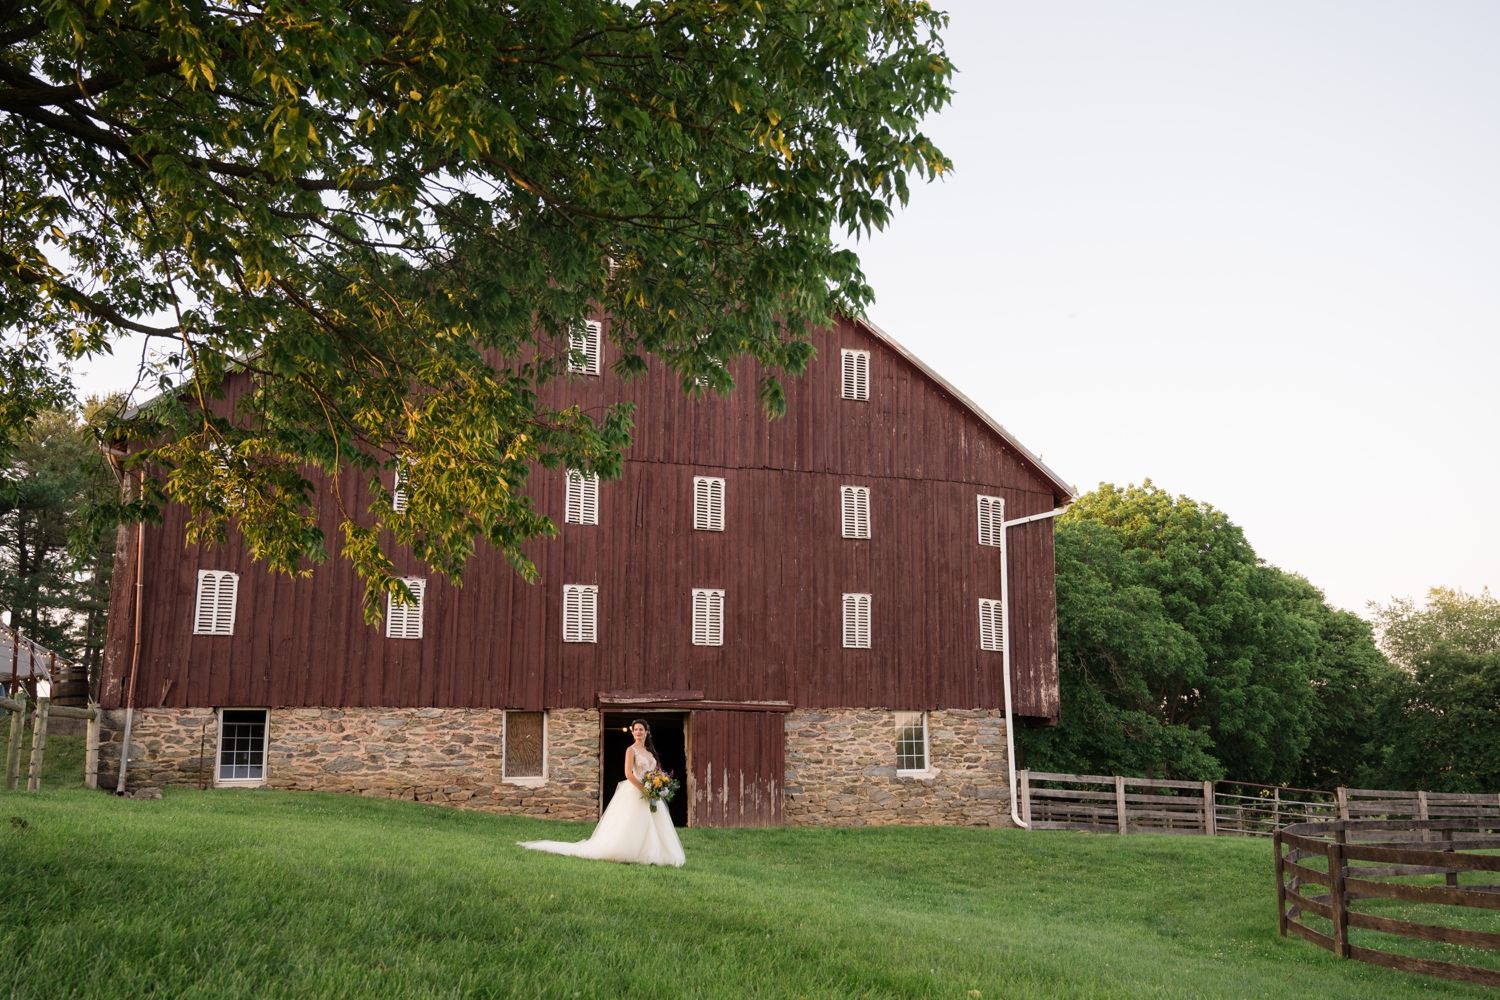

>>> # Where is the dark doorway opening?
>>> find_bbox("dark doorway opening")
[601,711,688,828]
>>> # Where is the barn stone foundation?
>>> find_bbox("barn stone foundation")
[783,708,1014,827]
[96,707,600,821]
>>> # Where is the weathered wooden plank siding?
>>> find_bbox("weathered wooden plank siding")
[100,319,1065,716]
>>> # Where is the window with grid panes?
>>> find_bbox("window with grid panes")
[193,570,239,635]
[840,486,870,539]
[895,711,929,773]
[503,711,546,779]
[217,709,268,782]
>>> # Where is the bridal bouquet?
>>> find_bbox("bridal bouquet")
[640,768,680,813]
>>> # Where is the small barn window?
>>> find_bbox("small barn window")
[565,469,599,525]
[217,708,268,784]
[979,598,1004,652]
[895,711,929,774]
[693,476,725,531]
[193,570,239,636]
[840,486,871,539]
[392,458,409,512]
[977,494,1005,547]
[842,593,871,649]
[840,349,870,400]
[385,578,426,639]
[562,584,598,643]
[692,588,725,646]
[568,320,602,375]
[503,711,547,783]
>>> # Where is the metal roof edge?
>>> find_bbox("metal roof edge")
[854,317,1076,504]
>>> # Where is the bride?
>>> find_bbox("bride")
[519,719,686,867]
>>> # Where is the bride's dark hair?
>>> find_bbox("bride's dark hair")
[628,718,659,760]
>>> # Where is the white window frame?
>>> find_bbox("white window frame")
[385,578,426,639]
[841,349,870,400]
[691,588,725,646]
[895,711,931,776]
[840,485,871,539]
[565,469,600,525]
[842,593,872,649]
[562,584,598,643]
[977,494,1005,547]
[979,598,1004,652]
[215,707,269,786]
[392,457,409,512]
[501,710,549,786]
[693,475,725,532]
[568,320,603,375]
[193,570,239,636]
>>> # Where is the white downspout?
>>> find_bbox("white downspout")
[1002,504,1068,829]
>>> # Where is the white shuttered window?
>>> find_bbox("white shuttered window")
[693,476,725,531]
[385,578,426,639]
[565,469,599,525]
[691,589,725,646]
[840,486,871,539]
[193,570,239,635]
[840,349,870,400]
[392,458,409,512]
[977,494,1005,547]
[978,598,1004,652]
[568,320,602,375]
[842,593,872,649]
[562,585,598,643]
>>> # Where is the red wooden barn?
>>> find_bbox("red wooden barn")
[98,316,1072,828]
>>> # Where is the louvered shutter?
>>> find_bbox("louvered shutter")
[569,320,602,375]
[841,486,870,539]
[385,578,425,639]
[977,495,1004,547]
[392,459,408,512]
[842,593,871,649]
[562,585,598,642]
[565,470,599,525]
[692,589,724,646]
[194,570,239,635]
[841,349,870,400]
[978,598,1004,652]
[693,476,725,531]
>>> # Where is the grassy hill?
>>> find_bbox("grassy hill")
[0,784,1490,999]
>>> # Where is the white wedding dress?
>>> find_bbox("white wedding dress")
[519,747,686,867]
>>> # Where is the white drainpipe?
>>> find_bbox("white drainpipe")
[1002,504,1068,829]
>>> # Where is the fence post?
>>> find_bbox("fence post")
[1114,775,1128,835]
[5,693,26,791]
[26,697,49,791]
[1336,787,1349,822]
[1328,832,1349,958]
[1273,829,1288,936]
[85,703,101,790]
[1019,769,1031,828]
[1203,781,1216,836]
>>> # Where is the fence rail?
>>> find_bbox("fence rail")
[1019,771,1500,837]
[1276,818,1500,988]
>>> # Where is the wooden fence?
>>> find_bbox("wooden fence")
[1275,818,1500,988]
[1,694,101,792]
[1019,771,1500,837]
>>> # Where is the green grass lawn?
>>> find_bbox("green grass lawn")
[0,785,1492,1000]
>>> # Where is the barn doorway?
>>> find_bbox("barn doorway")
[600,711,688,828]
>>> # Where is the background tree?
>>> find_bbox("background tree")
[1367,647,1500,792]
[1368,587,1500,667]
[0,0,953,617]
[1019,481,1391,787]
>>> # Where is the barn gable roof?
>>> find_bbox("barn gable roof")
[856,318,1075,505]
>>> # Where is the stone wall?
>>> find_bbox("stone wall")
[97,706,600,821]
[783,708,1013,827]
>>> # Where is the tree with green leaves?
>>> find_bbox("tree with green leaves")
[1,0,953,617]
[1368,647,1500,793]
[1019,481,1393,787]
[1368,586,1500,668]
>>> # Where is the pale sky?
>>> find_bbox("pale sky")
[72,2,1500,616]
